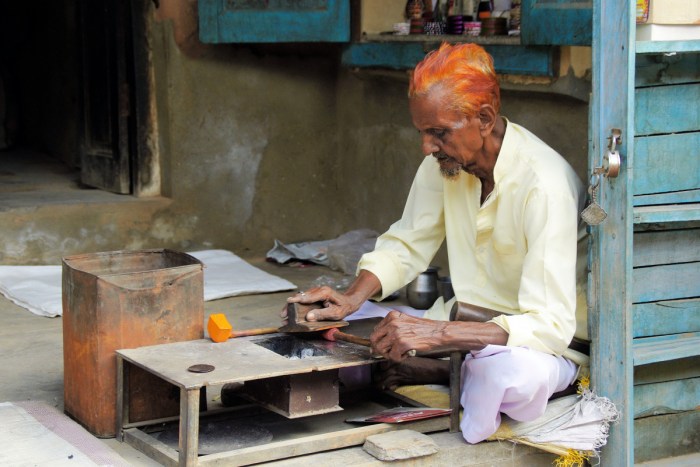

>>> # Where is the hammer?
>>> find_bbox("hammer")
[321,328,416,357]
[207,313,279,343]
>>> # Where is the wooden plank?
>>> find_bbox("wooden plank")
[634,203,700,224]
[635,356,700,384]
[589,1,635,465]
[116,357,128,441]
[636,39,700,54]
[634,377,700,418]
[634,190,700,207]
[633,133,700,195]
[341,43,555,75]
[123,428,179,467]
[117,338,378,390]
[636,53,700,87]
[633,229,700,267]
[633,262,700,303]
[449,351,462,433]
[633,299,700,337]
[634,411,700,463]
[198,416,449,466]
[341,42,428,71]
[635,84,700,136]
[360,33,520,46]
[633,332,700,366]
[179,388,200,465]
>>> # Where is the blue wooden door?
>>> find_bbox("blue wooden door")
[590,2,700,464]
[589,1,634,464]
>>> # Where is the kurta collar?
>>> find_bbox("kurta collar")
[492,117,516,186]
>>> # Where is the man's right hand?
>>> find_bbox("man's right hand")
[280,269,383,324]
[283,286,359,322]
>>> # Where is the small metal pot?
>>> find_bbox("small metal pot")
[406,267,440,309]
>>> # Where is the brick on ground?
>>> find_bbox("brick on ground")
[362,430,439,461]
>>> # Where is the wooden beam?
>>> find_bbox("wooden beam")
[633,332,700,366]
[633,299,700,337]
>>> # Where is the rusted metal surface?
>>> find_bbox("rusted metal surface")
[242,370,342,418]
[279,302,349,333]
[62,249,204,437]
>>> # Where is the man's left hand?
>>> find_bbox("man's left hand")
[370,311,448,362]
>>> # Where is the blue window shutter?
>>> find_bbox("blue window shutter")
[199,0,350,44]
[521,0,592,45]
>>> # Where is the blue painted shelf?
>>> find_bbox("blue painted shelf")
[636,40,700,54]
[342,36,555,76]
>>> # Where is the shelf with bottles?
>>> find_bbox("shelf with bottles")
[358,0,521,46]
[360,32,520,46]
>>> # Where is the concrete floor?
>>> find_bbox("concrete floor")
[0,256,697,466]
[0,255,562,466]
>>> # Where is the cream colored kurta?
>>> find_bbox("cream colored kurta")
[358,120,588,356]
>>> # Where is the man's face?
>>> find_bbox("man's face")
[409,87,486,180]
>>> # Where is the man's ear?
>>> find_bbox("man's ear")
[477,104,497,135]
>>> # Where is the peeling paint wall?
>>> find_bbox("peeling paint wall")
[0,0,591,266]
[149,18,342,255]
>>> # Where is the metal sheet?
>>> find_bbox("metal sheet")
[117,335,376,390]
[243,371,341,418]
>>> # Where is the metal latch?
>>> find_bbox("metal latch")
[582,129,622,226]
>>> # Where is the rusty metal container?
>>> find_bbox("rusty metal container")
[62,249,204,437]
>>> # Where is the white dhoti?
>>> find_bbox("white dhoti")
[459,344,579,443]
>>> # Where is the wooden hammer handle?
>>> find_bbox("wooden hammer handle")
[332,330,371,347]
[333,331,417,357]
[230,327,279,338]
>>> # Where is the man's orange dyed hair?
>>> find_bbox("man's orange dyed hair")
[409,43,500,116]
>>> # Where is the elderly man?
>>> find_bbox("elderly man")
[287,43,588,443]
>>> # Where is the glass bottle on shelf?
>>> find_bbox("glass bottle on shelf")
[463,0,475,21]
[406,0,425,19]
[477,0,491,19]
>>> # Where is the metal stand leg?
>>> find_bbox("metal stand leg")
[116,356,130,442]
[449,351,462,433]
[178,387,201,466]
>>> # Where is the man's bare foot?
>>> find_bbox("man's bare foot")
[374,356,450,391]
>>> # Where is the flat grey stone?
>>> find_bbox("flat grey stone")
[363,430,439,461]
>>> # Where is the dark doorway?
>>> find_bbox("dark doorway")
[0,0,141,196]
[79,0,133,193]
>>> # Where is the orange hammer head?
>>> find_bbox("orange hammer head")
[321,328,339,342]
[208,313,232,343]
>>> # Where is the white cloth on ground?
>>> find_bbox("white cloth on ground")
[0,250,296,317]
[459,344,578,444]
